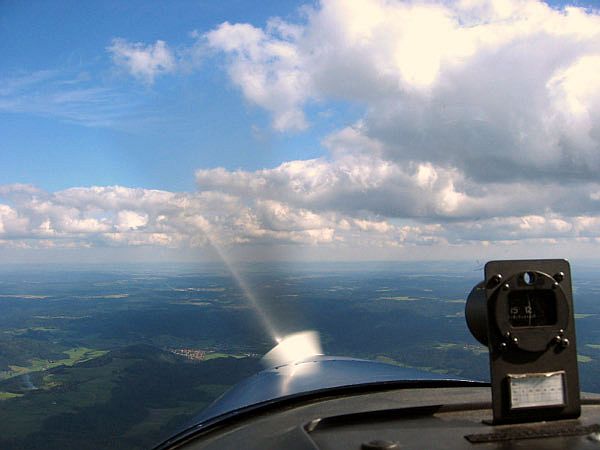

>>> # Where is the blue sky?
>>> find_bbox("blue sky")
[1,0,600,262]
[0,0,333,191]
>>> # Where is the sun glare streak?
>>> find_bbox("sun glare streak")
[201,225,281,343]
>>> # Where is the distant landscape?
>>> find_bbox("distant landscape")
[1,261,599,449]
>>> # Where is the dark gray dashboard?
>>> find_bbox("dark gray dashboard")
[166,386,600,449]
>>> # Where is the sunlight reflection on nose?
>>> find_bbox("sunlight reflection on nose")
[277,360,320,397]
[262,330,322,368]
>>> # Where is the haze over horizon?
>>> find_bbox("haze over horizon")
[2,0,600,263]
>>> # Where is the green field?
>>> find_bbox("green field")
[0,344,261,448]
[203,352,246,360]
[0,392,22,400]
[0,347,108,382]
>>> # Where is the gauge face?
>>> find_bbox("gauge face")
[508,290,557,327]
[509,372,566,409]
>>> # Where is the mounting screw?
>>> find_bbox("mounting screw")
[502,283,510,291]
[491,274,503,285]
[512,337,519,346]
[499,342,509,351]
[361,439,400,450]
[552,281,559,289]
[553,335,562,344]
[554,272,565,283]
[560,338,570,348]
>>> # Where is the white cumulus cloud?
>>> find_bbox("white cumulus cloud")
[205,20,309,130]
[193,0,600,254]
[108,38,176,84]
[205,0,600,179]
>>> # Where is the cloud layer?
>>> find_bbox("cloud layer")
[4,0,600,259]
[3,179,600,258]
[0,184,442,252]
